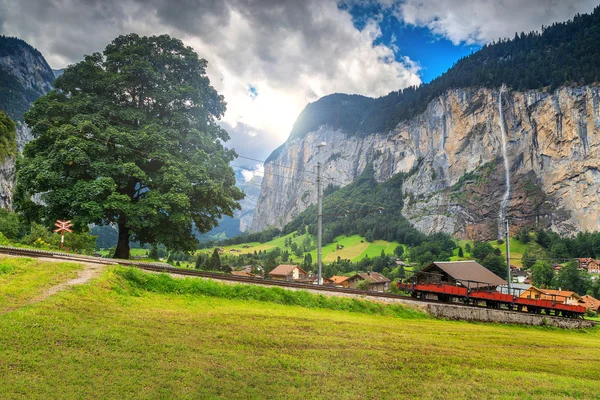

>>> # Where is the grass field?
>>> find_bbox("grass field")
[0,256,83,313]
[198,233,401,264]
[1,264,600,399]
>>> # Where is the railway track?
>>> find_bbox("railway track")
[0,245,596,325]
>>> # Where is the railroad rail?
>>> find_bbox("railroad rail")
[0,245,596,325]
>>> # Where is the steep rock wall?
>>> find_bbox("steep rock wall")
[252,86,600,239]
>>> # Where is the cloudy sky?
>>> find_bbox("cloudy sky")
[1,0,597,174]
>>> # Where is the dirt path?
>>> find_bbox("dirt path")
[2,257,111,315]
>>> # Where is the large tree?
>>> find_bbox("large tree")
[16,34,243,258]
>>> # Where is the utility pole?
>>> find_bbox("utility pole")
[316,142,326,285]
[505,218,512,293]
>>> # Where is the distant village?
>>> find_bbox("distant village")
[224,254,600,315]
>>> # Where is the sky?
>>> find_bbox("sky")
[0,0,598,179]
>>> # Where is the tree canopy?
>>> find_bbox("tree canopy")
[0,111,17,162]
[16,34,243,258]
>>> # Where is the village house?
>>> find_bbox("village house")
[579,295,600,312]
[576,258,600,274]
[330,275,351,288]
[519,287,582,305]
[542,289,582,305]
[347,272,391,292]
[268,264,307,282]
[510,267,529,284]
[416,261,507,290]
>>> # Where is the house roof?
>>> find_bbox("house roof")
[350,272,390,283]
[542,289,581,300]
[231,270,255,277]
[421,261,507,287]
[330,275,350,284]
[269,264,305,276]
[580,295,600,310]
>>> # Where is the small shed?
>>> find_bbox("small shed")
[347,272,391,292]
[416,261,507,290]
[268,265,306,282]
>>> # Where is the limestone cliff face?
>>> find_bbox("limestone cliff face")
[252,86,600,239]
[0,36,55,209]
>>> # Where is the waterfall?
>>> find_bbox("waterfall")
[498,84,511,238]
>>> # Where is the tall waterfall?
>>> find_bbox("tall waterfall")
[498,84,511,238]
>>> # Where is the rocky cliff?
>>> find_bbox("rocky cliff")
[252,86,600,239]
[0,36,55,209]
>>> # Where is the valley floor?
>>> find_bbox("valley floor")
[1,259,599,399]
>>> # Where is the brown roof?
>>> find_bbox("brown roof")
[580,295,600,311]
[542,289,581,300]
[350,272,390,283]
[422,261,507,287]
[330,275,350,284]
[269,264,305,276]
[231,271,255,277]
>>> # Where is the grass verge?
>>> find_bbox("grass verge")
[113,267,426,319]
[0,256,82,313]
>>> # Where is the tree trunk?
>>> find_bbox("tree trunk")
[114,219,130,259]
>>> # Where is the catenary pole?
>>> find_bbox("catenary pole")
[316,142,326,285]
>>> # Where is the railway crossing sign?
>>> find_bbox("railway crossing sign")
[54,220,73,249]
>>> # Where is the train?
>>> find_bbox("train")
[397,275,587,319]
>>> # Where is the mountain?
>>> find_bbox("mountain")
[252,8,600,240]
[0,36,56,208]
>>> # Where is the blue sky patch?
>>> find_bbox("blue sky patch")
[340,1,480,83]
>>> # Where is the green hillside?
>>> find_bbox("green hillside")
[200,232,401,264]
[1,264,599,399]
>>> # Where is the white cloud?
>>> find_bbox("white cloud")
[241,164,264,183]
[396,0,598,45]
[0,0,421,160]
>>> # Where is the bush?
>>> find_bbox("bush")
[585,309,597,318]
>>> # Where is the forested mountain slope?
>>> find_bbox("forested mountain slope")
[253,8,600,240]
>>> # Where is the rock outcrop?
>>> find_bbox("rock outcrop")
[0,36,55,209]
[252,86,600,239]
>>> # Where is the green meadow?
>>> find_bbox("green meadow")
[1,261,599,399]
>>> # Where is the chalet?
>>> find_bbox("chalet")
[347,272,391,292]
[330,275,351,288]
[542,289,581,305]
[511,268,528,284]
[519,287,582,305]
[415,261,507,290]
[268,265,306,282]
[519,286,546,300]
[579,295,600,312]
[577,258,600,274]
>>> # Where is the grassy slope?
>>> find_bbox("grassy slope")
[0,256,82,313]
[200,233,401,264]
[452,238,544,267]
[1,266,600,399]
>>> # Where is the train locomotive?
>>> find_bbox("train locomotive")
[397,261,586,319]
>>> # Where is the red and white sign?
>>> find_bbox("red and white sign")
[54,220,73,249]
